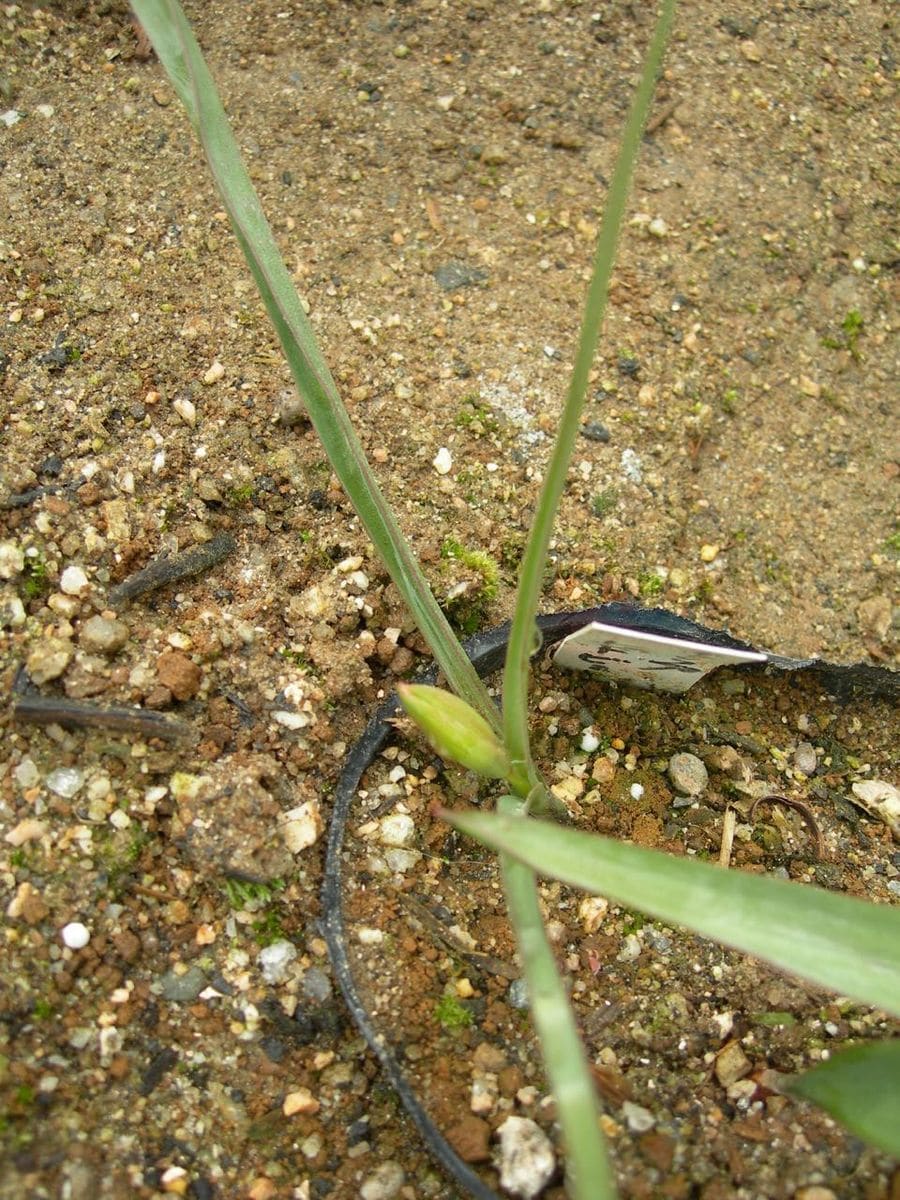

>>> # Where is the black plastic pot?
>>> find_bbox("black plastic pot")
[321,604,897,1198]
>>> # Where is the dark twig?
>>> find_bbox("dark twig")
[748,794,824,859]
[12,693,191,742]
[108,531,236,608]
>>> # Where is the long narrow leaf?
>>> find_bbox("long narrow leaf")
[440,809,900,1018]
[129,0,500,731]
[783,1040,900,1156]
[498,797,615,1200]
[502,0,675,796]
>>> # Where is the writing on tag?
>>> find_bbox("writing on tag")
[552,621,767,694]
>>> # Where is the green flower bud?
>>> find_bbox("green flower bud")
[397,684,510,780]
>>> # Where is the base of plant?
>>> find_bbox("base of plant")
[322,606,898,1199]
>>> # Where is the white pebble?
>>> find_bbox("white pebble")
[379,813,415,848]
[496,1116,555,1199]
[0,541,24,580]
[61,922,91,949]
[46,767,84,798]
[59,565,89,596]
[433,446,453,475]
[648,217,668,237]
[202,360,225,385]
[580,728,600,753]
[630,783,645,801]
[258,939,298,983]
[173,396,197,426]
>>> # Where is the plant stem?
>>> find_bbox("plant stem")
[502,0,676,807]
[498,796,615,1200]
[130,0,501,733]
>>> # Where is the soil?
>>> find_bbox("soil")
[0,3,897,1200]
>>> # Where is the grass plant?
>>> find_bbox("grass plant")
[131,1,900,1194]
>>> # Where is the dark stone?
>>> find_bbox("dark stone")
[308,489,330,511]
[347,1117,370,1145]
[617,356,640,378]
[433,261,488,291]
[38,455,64,477]
[260,1036,286,1064]
[581,421,610,443]
[138,1046,178,1096]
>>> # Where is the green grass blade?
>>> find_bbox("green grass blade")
[498,796,615,1200]
[129,0,499,731]
[440,809,900,1017]
[502,0,676,795]
[783,1040,900,1156]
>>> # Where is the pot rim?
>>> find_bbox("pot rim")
[320,602,897,1198]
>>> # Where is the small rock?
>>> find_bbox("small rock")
[0,590,26,629]
[7,881,49,924]
[283,1087,320,1117]
[156,649,202,700]
[495,1116,555,1200]
[0,541,24,579]
[360,1161,405,1200]
[258,940,298,984]
[172,396,196,426]
[447,1114,492,1163]
[851,779,900,837]
[648,217,668,238]
[581,420,610,443]
[159,965,207,1002]
[301,967,332,1003]
[668,753,708,797]
[280,799,323,853]
[202,360,224,385]
[794,1189,837,1200]
[433,261,487,291]
[26,636,74,683]
[61,921,91,949]
[480,144,508,166]
[792,742,818,776]
[700,543,720,563]
[5,818,47,846]
[378,813,415,847]
[433,446,453,475]
[622,1101,655,1132]
[46,767,84,798]
[59,565,89,595]
[80,615,129,654]
[740,39,762,62]
[714,1040,751,1087]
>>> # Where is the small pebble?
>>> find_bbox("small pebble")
[4,818,47,847]
[0,541,24,579]
[173,396,196,426]
[159,965,207,1002]
[622,1101,655,1132]
[46,767,84,798]
[79,615,129,655]
[433,446,453,475]
[668,753,708,797]
[378,813,415,847]
[581,728,600,753]
[258,940,298,984]
[495,1116,555,1200]
[202,361,224,385]
[360,1161,405,1200]
[61,921,91,950]
[283,1087,320,1117]
[700,543,720,563]
[26,636,74,683]
[59,565,89,595]
[792,742,818,776]
[301,966,332,1003]
[279,799,323,853]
